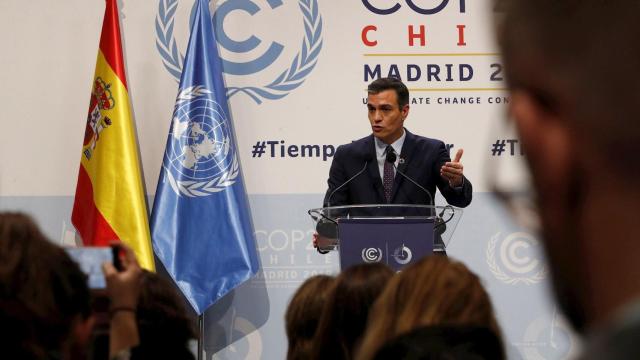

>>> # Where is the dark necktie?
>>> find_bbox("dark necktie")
[383,145,394,203]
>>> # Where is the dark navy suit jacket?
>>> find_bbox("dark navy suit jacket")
[323,129,472,209]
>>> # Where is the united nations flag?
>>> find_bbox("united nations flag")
[150,0,260,315]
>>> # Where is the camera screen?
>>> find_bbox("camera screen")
[65,247,113,289]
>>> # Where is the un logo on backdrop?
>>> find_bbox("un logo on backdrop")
[486,232,547,285]
[163,86,239,197]
[156,0,323,104]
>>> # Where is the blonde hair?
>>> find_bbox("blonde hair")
[357,256,503,360]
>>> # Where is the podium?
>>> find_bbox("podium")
[308,204,463,271]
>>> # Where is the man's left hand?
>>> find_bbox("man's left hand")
[440,149,465,187]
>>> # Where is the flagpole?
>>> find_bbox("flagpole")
[198,314,204,360]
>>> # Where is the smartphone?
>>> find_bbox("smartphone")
[65,247,113,289]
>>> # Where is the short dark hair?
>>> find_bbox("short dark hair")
[367,77,410,108]
[498,0,640,177]
[373,325,504,360]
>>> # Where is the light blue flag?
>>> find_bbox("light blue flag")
[150,0,259,315]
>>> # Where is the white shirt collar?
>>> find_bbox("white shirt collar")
[374,129,406,159]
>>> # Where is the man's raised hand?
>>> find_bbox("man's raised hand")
[440,148,465,187]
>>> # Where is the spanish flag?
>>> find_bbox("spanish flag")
[72,0,155,270]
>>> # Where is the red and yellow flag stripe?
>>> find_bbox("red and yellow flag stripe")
[72,0,154,270]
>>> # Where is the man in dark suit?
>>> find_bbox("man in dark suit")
[313,77,471,251]
[324,77,472,209]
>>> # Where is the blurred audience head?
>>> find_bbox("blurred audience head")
[131,270,196,360]
[372,325,505,360]
[285,274,335,360]
[0,212,92,359]
[357,256,503,360]
[497,0,640,333]
[312,263,394,360]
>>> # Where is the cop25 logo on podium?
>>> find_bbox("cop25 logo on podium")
[156,0,323,104]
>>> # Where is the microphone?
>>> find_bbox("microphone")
[386,148,434,207]
[434,205,452,235]
[326,153,371,208]
[387,148,447,252]
[318,153,371,242]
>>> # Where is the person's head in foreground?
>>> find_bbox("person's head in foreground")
[497,0,640,353]
[371,325,505,360]
[357,256,503,360]
[0,212,92,359]
[131,270,196,360]
[312,263,394,360]
[285,274,335,360]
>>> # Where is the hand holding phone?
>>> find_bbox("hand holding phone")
[102,243,142,310]
[102,243,143,356]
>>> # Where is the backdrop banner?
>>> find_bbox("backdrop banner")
[0,1,580,359]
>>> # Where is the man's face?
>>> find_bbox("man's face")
[367,90,409,144]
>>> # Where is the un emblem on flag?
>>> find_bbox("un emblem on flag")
[163,86,239,197]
